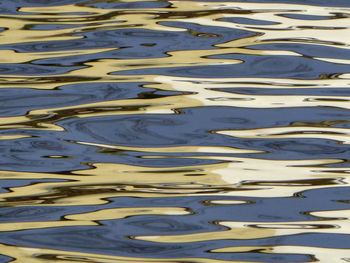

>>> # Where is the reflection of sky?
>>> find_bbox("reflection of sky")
[0,0,350,262]
[0,187,349,261]
[0,105,349,172]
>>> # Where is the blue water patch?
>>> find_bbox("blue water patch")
[111,54,350,79]
[0,187,349,259]
[0,82,156,117]
[278,13,335,20]
[0,254,13,263]
[0,64,84,76]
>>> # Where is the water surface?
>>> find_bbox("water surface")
[0,0,350,262]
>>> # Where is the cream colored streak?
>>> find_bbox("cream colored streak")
[135,209,350,243]
[154,76,350,110]
[142,156,350,197]
[212,246,350,263]
[218,126,350,144]
[74,140,263,154]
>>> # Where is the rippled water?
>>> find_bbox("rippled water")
[0,0,350,262]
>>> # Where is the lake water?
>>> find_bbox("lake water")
[0,0,350,262]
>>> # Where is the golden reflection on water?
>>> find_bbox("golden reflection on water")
[0,243,244,263]
[1,0,350,262]
[0,157,347,205]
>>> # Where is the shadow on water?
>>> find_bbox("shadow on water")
[0,0,350,262]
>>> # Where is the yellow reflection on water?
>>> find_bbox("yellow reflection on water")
[0,207,190,232]
[0,244,251,263]
[0,0,350,262]
[0,157,348,208]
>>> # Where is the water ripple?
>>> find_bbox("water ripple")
[0,1,350,262]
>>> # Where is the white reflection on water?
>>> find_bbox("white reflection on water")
[0,0,349,262]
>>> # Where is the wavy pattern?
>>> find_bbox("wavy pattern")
[0,0,350,262]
